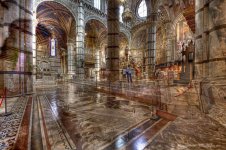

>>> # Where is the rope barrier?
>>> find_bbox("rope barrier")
[0,88,6,107]
[0,87,12,116]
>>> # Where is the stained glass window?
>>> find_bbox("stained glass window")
[50,38,56,56]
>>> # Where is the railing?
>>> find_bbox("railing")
[0,88,6,107]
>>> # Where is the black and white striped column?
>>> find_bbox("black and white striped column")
[147,13,157,78]
[106,0,120,82]
[76,2,85,79]
[67,42,75,77]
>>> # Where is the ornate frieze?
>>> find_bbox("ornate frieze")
[82,1,107,19]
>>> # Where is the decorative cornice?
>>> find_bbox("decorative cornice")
[82,1,107,19]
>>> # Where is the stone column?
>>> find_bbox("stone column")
[195,0,226,79]
[165,22,174,65]
[32,12,37,84]
[147,13,157,78]
[67,42,75,77]
[0,5,4,54]
[62,51,66,74]
[106,0,120,82]
[76,2,85,79]
[0,5,4,89]
[95,49,100,80]
[146,0,158,79]
[166,38,173,65]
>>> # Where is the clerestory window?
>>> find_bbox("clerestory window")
[50,38,56,56]
[94,0,101,10]
[138,0,147,18]
[119,5,124,22]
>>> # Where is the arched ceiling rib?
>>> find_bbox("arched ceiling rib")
[36,1,76,46]
[85,19,108,47]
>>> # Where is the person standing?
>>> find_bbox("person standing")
[126,65,132,83]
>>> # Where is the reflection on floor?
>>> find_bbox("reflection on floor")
[35,83,165,150]
[0,83,226,150]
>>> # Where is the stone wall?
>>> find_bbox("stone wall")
[195,0,226,78]
[36,44,61,75]
[195,0,226,123]
[0,0,34,96]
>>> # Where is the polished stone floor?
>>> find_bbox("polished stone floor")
[0,82,226,150]
[34,83,164,150]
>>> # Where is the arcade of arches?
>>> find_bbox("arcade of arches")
[0,0,226,150]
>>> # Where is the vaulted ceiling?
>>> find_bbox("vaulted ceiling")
[85,20,107,48]
[35,0,195,48]
[36,1,76,47]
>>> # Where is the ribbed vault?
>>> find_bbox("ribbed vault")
[36,1,76,48]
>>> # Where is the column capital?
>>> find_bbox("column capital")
[147,12,158,22]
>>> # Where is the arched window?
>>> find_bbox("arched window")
[94,0,101,10]
[50,38,56,56]
[119,5,124,22]
[138,0,147,18]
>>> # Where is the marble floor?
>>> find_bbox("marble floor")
[34,83,167,150]
[0,82,226,150]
